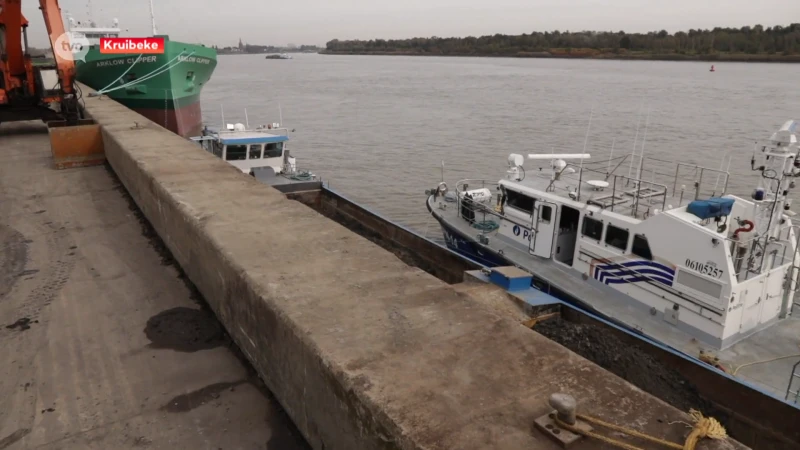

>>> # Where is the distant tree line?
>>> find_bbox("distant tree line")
[325,24,800,59]
[215,44,321,54]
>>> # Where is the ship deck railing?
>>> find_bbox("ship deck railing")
[728,224,800,283]
[211,126,290,138]
[558,154,730,219]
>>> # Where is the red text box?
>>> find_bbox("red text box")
[99,37,165,54]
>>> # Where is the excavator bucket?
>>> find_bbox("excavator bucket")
[46,119,106,169]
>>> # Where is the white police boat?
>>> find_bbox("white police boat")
[190,121,321,193]
[427,120,800,406]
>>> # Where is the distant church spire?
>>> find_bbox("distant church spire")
[238,38,244,50]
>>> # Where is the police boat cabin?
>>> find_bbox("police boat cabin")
[427,120,800,402]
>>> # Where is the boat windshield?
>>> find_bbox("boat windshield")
[225,145,247,161]
[264,142,283,158]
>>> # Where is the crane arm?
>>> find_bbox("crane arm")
[0,0,25,78]
[39,0,75,95]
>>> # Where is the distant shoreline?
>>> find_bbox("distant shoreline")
[217,51,320,56]
[319,50,800,63]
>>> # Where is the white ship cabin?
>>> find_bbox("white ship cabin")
[192,123,296,176]
[66,16,121,45]
[442,120,800,352]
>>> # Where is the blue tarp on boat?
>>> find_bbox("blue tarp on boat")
[687,197,735,220]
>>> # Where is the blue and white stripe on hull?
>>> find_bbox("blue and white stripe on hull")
[592,259,676,287]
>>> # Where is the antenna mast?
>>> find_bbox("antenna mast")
[579,107,594,174]
[635,107,651,182]
[149,0,159,35]
[628,106,643,180]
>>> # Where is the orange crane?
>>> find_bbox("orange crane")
[0,0,81,125]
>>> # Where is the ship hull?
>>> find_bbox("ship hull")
[75,37,217,138]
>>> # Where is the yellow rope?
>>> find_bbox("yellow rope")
[683,409,727,450]
[552,409,727,450]
[731,353,800,376]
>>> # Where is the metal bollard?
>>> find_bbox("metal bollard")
[549,393,577,425]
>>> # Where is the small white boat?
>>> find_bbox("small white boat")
[190,115,320,193]
[427,119,800,405]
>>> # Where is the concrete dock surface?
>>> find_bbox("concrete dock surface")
[0,122,308,449]
[75,87,747,450]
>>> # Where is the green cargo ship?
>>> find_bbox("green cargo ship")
[68,16,217,138]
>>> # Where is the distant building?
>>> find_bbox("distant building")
[238,38,244,51]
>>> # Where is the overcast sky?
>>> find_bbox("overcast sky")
[20,0,799,48]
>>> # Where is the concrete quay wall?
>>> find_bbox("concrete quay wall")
[80,88,746,450]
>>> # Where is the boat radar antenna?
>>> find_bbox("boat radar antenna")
[635,107,652,182]
[148,0,158,35]
[580,107,594,177]
[627,102,644,181]
[507,154,525,181]
[607,138,616,174]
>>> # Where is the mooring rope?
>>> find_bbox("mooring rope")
[471,220,500,232]
[93,53,144,93]
[289,170,315,181]
[98,52,193,95]
[552,409,727,450]
[93,50,195,96]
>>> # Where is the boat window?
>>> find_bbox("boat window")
[540,205,552,223]
[581,216,603,241]
[632,234,652,260]
[505,190,534,214]
[225,145,247,161]
[248,144,262,160]
[264,142,283,158]
[605,224,629,251]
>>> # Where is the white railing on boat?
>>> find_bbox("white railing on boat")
[561,154,730,219]
[211,126,291,137]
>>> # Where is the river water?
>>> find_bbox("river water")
[200,53,798,236]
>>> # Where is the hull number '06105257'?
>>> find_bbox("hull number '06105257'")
[685,259,724,279]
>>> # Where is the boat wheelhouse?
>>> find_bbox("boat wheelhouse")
[427,120,800,405]
[66,15,121,44]
[191,122,321,193]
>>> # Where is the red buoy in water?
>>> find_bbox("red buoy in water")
[710,65,716,72]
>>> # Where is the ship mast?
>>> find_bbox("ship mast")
[86,0,94,24]
[148,0,159,35]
